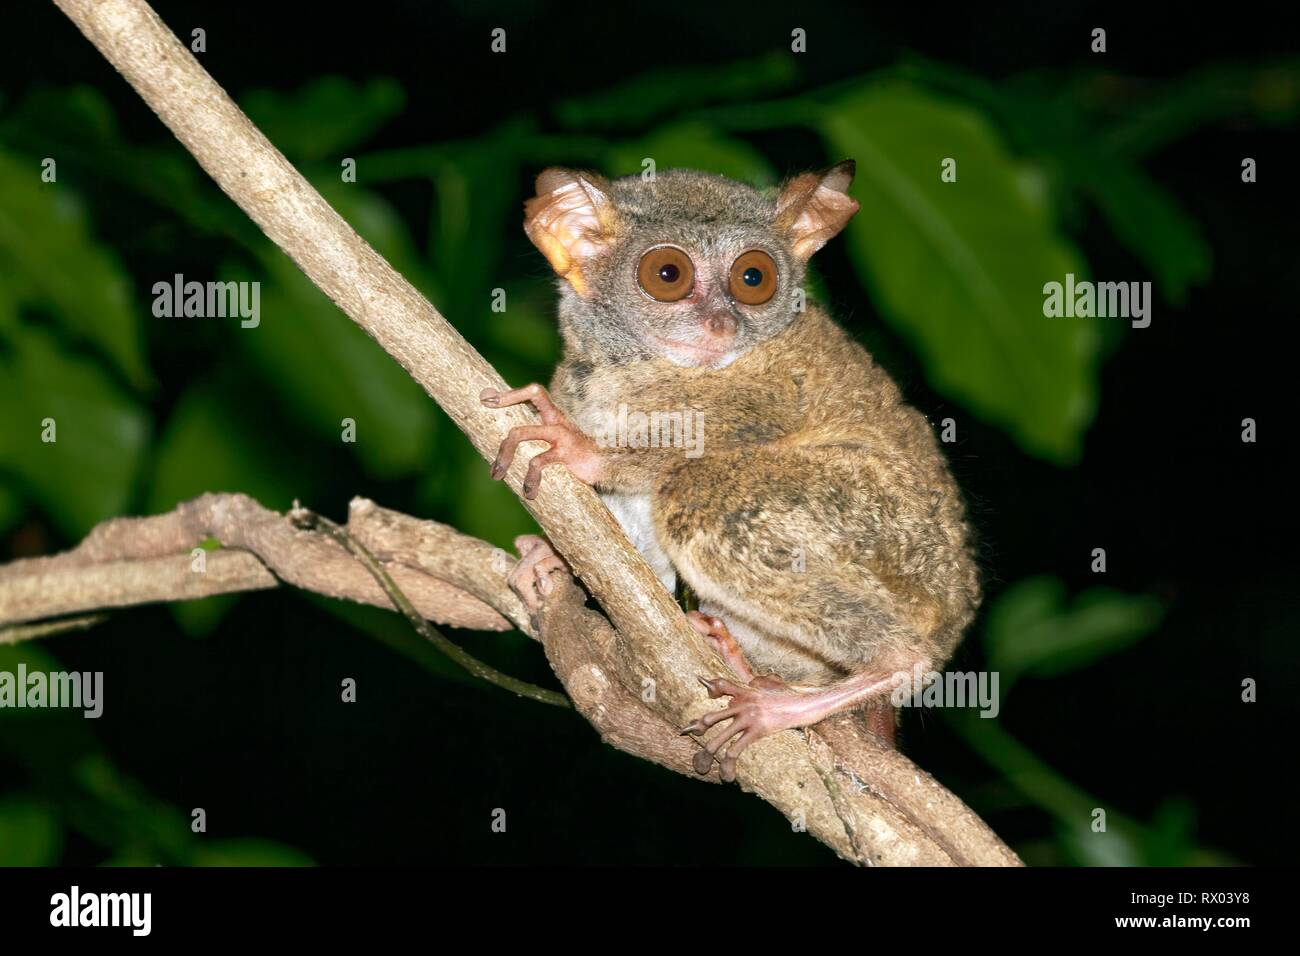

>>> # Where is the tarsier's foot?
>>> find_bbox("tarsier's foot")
[682,669,904,782]
[480,383,605,499]
[508,534,571,612]
[681,677,812,782]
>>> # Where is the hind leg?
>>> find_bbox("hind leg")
[681,665,917,782]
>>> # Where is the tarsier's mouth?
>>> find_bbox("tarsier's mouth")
[649,333,737,368]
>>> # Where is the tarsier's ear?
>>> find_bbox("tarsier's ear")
[523,168,619,296]
[774,160,859,261]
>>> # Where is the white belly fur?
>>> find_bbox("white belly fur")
[601,492,677,594]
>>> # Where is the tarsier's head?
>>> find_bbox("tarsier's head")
[523,163,858,370]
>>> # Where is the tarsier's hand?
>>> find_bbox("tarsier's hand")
[508,535,571,614]
[480,383,606,499]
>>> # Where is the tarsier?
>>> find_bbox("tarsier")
[482,162,980,782]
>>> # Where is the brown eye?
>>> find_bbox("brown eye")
[729,250,778,305]
[637,246,694,302]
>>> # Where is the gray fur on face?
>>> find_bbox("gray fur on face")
[556,170,807,367]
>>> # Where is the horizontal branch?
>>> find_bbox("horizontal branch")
[0,493,508,633]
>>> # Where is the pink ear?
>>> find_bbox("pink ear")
[523,168,619,295]
[775,160,859,261]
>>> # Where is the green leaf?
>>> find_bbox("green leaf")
[0,479,22,534]
[1,84,121,148]
[0,797,63,866]
[0,266,17,336]
[100,849,163,866]
[417,450,535,551]
[983,576,1163,685]
[147,382,304,514]
[72,753,195,863]
[168,593,241,639]
[1059,820,1141,867]
[427,147,515,322]
[228,189,439,478]
[241,77,405,161]
[0,643,64,684]
[0,150,150,388]
[479,286,561,368]
[320,178,444,304]
[192,839,313,867]
[146,380,304,637]
[0,326,148,537]
[894,59,1213,305]
[605,123,775,185]
[0,86,252,242]
[1074,155,1211,305]
[1060,799,1201,867]
[1101,59,1300,159]
[556,53,798,130]
[821,81,1099,464]
[1140,798,1198,866]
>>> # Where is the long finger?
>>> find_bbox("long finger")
[717,728,760,782]
[491,424,561,479]
[481,383,564,424]
[692,719,744,776]
[679,705,738,736]
[523,448,567,499]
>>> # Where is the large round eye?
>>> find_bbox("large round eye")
[729,250,777,305]
[637,246,695,302]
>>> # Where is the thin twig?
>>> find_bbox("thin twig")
[0,613,109,646]
[289,504,569,709]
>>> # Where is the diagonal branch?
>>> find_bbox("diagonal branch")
[44,0,1021,865]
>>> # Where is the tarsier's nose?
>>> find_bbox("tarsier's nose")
[703,310,738,337]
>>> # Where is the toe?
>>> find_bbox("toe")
[692,749,714,775]
[699,676,746,699]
